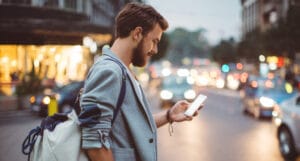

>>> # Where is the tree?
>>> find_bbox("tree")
[237,5,300,62]
[211,38,237,65]
[237,29,264,62]
[263,7,299,59]
[165,28,210,65]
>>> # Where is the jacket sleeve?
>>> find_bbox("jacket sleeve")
[78,61,122,149]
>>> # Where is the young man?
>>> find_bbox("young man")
[79,2,200,161]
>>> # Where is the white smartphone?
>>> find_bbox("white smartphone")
[184,94,207,116]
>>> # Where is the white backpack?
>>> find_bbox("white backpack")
[23,110,89,161]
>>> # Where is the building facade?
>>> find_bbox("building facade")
[0,0,143,96]
[241,0,299,36]
[241,0,300,81]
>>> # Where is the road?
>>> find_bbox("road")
[0,87,296,161]
[151,88,285,161]
[0,111,40,161]
[146,89,283,161]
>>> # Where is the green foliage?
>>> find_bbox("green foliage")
[237,29,264,61]
[211,38,237,65]
[237,5,300,61]
[165,28,210,66]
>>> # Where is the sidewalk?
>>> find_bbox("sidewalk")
[0,108,32,120]
[0,95,18,111]
[0,95,36,121]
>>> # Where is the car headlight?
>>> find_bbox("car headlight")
[160,90,173,100]
[42,96,51,105]
[259,96,275,108]
[184,89,196,100]
[55,94,61,102]
[216,79,225,89]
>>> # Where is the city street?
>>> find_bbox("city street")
[0,1,299,161]
[0,87,296,161]
[153,88,286,161]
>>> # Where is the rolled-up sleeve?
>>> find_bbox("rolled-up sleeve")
[78,61,122,149]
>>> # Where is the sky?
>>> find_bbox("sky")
[146,0,242,45]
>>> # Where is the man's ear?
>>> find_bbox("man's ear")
[132,27,143,41]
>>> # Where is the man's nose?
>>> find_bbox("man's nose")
[151,46,158,55]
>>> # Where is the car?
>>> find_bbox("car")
[242,75,297,119]
[273,93,300,160]
[159,75,196,108]
[30,81,84,116]
[225,72,241,90]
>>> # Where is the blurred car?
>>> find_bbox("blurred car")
[226,72,241,90]
[159,75,196,108]
[30,81,84,116]
[272,93,300,160]
[242,75,297,119]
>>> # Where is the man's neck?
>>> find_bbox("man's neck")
[110,38,133,68]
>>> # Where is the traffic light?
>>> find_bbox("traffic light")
[221,64,230,73]
[236,63,243,70]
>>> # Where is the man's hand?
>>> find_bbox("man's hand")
[86,148,114,161]
[169,100,201,122]
[154,100,203,128]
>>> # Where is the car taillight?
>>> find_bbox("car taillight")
[30,96,35,104]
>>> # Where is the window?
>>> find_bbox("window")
[2,0,31,5]
[43,0,59,8]
[64,0,76,10]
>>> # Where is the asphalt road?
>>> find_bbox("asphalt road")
[152,88,285,161]
[0,87,298,161]
[0,110,40,161]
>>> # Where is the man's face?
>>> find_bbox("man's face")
[132,24,163,67]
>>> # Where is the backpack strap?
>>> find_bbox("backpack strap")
[22,126,41,161]
[104,57,127,124]
[75,56,127,124]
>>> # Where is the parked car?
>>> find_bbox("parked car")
[273,93,300,160]
[159,75,196,108]
[242,75,297,119]
[30,81,84,116]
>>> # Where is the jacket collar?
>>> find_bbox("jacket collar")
[102,46,155,132]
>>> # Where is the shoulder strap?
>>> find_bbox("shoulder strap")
[104,57,127,124]
[74,56,127,124]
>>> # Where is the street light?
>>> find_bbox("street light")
[259,55,265,62]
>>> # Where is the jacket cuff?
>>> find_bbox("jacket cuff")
[81,128,111,149]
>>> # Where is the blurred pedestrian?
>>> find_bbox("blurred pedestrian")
[285,66,297,88]
[79,2,201,161]
[10,71,19,82]
[10,71,19,95]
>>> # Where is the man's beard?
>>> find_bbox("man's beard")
[132,39,147,67]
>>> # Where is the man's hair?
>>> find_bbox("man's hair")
[114,2,169,38]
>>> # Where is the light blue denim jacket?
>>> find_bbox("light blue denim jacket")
[79,46,158,161]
